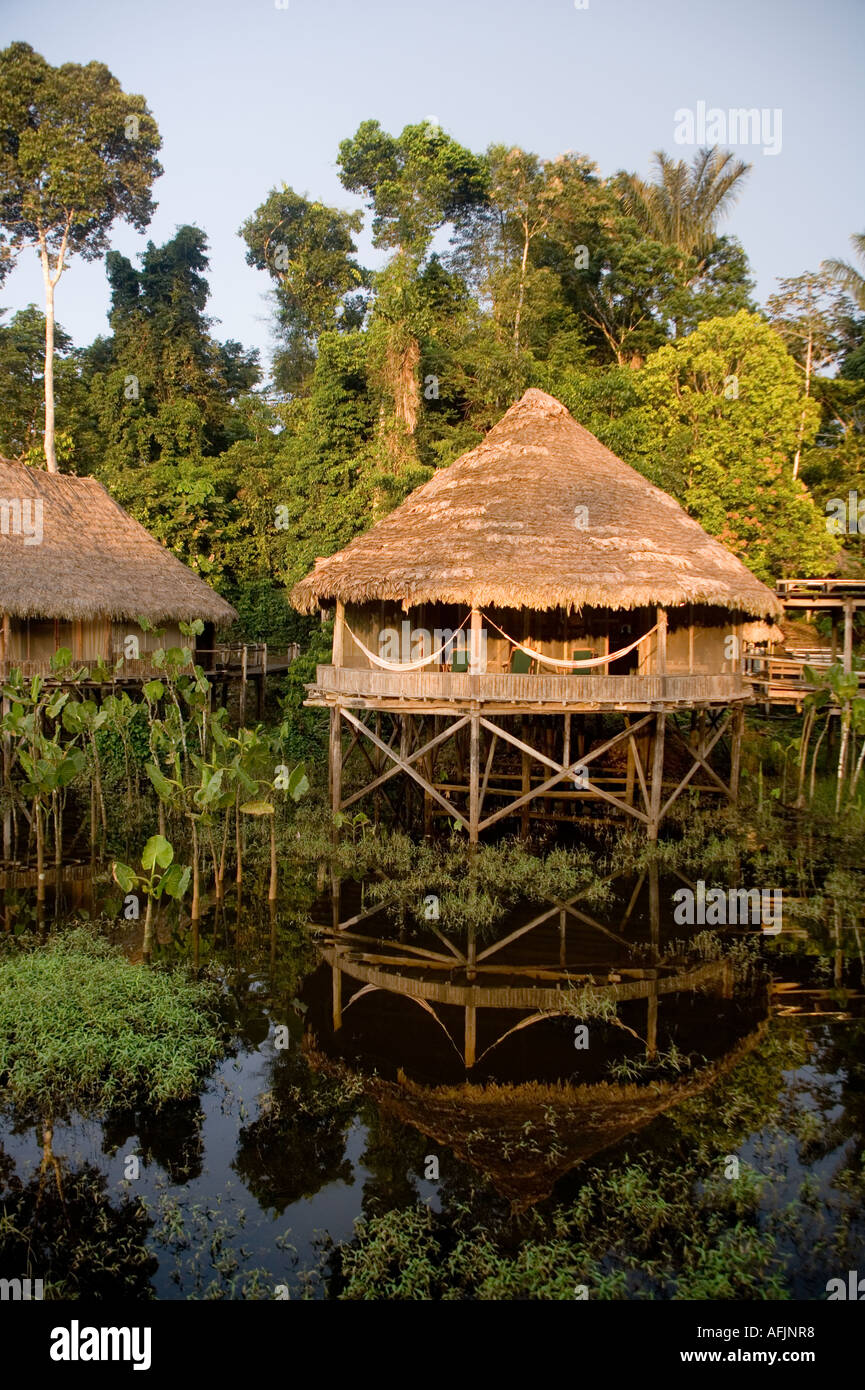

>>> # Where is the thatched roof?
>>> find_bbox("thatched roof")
[0,460,237,625]
[292,389,782,619]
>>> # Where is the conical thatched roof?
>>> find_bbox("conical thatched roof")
[0,460,237,625]
[292,389,782,618]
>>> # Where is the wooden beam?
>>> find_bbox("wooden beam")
[340,713,470,809]
[658,714,729,822]
[339,706,470,828]
[666,717,734,800]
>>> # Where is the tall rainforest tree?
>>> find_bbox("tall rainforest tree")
[456,145,604,357]
[766,272,845,477]
[85,226,260,579]
[337,119,488,470]
[239,186,366,393]
[0,41,162,470]
[617,147,751,337]
[618,146,750,262]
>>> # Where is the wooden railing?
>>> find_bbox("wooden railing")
[309,665,750,707]
[744,654,865,703]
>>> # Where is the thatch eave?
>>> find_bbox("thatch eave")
[0,460,237,628]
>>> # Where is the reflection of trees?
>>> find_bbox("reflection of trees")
[0,1145,156,1298]
[355,1104,427,1217]
[102,1098,205,1185]
[233,1049,358,1215]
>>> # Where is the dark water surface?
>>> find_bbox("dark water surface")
[1,866,863,1299]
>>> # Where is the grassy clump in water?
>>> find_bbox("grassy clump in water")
[0,927,225,1117]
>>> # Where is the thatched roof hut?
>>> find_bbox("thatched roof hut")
[0,459,236,626]
[292,389,782,619]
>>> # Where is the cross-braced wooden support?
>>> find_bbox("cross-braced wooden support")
[327,701,747,843]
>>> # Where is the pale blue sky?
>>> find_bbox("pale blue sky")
[2,0,863,372]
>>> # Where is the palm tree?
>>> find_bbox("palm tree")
[619,146,750,263]
[822,233,865,311]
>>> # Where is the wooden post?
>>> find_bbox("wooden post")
[332,963,342,1032]
[843,597,854,674]
[520,716,531,839]
[374,711,382,829]
[656,607,667,676]
[648,711,665,841]
[260,641,268,717]
[647,981,658,1059]
[464,1003,476,1069]
[330,705,342,817]
[730,704,745,800]
[470,605,483,674]
[239,644,248,726]
[469,709,480,843]
[648,858,660,956]
[333,600,346,667]
[688,604,694,674]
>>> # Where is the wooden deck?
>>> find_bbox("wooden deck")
[0,643,299,687]
[307,664,750,712]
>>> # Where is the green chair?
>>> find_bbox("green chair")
[572,648,595,676]
[450,648,470,673]
[511,648,533,675]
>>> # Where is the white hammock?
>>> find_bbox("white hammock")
[344,609,657,673]
[482,614,659,669]
[344,613,472,671]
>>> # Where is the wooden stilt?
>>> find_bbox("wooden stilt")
[843,597,854,673]
[648,858,660,956]
[330,705,342,818]
[647,982,658,1058]
[332,962,343,1031]
[730,704,744,800]
[239,644,248,726]
[464,1003,476,1069]
[521,739,531,840]
[648,711,665,841]
[469,709,480,844]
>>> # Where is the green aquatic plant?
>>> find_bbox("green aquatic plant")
[0,926,225,1117]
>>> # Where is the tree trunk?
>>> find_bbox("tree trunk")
[836,705,851,815]
[41,254,58,472]
[190,817,200,922]
[268,815,278,902]
[793,328,813,480]
[513,223,530,354]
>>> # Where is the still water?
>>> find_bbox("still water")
[1,866,863,1299]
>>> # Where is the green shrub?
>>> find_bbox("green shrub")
[0,928,226,1117]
